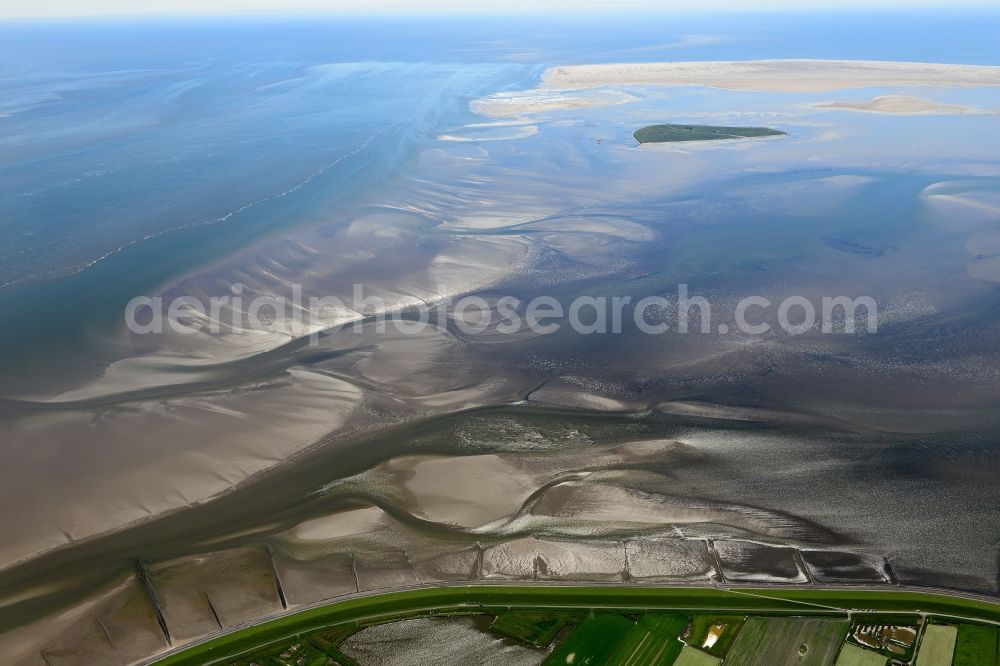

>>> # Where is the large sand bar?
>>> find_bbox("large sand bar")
[542,59,1000,92]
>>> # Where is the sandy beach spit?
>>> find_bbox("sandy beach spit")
[470,88,633,117]
[541,59,1000,92]
[814,94,994,115]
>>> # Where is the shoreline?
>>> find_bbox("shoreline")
[541,59,1000,93]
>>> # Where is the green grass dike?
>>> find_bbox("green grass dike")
[150,585,1000,666]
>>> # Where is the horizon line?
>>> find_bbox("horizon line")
[2,2,1000,23]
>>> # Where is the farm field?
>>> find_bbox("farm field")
[672,645,723,666]
[915,624,958,666]
[952,623,1000,666]
[724,617,850,666]
[543,612,635,665]
[606,613,690,666]
[834,643,887,666]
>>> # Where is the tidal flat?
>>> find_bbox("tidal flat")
[1,15,1000,665]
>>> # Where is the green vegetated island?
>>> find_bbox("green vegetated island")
[634,123,786,144]
[152,585,1000,666]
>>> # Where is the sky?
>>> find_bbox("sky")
[1,0,997,20]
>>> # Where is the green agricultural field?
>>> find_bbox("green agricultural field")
[606,613,690,666]
[683,615,746,657]
[834,643,887,666]
[952,623,1000,666]
[543,612,635,665]
[490,610,582,647]
[725,617,850,666]
[915,624,958,666]
[633,124,785,144]
[672,645,723,666]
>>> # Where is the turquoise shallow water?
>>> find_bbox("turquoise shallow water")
[0,38,526,387]
[0,11,997,389]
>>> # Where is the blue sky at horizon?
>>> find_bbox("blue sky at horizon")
[2,0,999,20]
